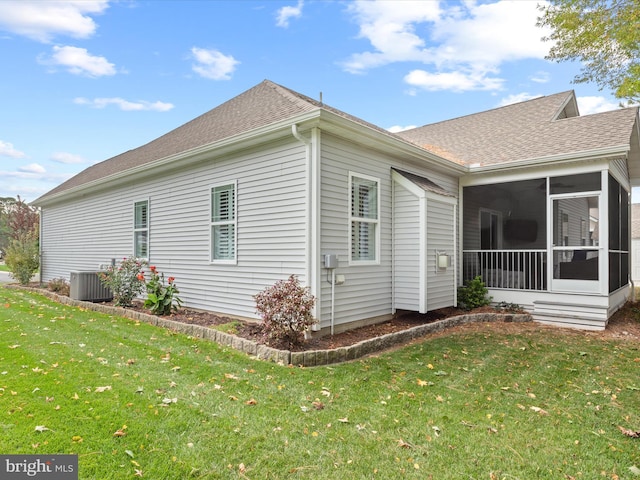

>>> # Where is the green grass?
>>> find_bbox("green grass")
[0,263,9,272]
[1,287,640,479]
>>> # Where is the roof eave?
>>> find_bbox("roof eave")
[313,109,467,176]
[33,110,324,207]
[467,145,631,174]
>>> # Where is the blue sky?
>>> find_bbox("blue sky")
[0,0,630,203]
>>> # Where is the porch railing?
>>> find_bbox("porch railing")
[462,250,547,291]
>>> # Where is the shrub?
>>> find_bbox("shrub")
[142,265,183,316]
[457,276,492,310]
[99,257,146,307]
[4,230,39,285]
[254,275,317,348]
[48,277,70,296]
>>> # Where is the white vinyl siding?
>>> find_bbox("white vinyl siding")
[426,200,456,310]
[319,133,459,328]
[349,173,380,264]
[211,182,236,263]
[39,138,308,320]
[134,200,149,259]
[393,184,420,311]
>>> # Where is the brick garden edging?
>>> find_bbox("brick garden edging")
[7,285,533,367]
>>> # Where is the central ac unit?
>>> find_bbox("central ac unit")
[70,271,113,302]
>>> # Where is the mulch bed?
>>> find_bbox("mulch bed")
[22,282,640,351]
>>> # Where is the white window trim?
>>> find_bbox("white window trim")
[210,180,237,265]
[348,172,380,265]
[133,198,149,260]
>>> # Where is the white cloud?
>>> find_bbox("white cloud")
[405,69,504,92]
[19,163,46,174]
[342,0,441,73]
[51,152,85,164]
[387,125,417,133]
[530,71,551,84]
[40,45,116,77]
[577,96,621,115]
[497,92,542,107]
[0,0,109,43]
[0,140,27,159]
[74,97,174,112]
[276,0,304,28]
[190,47,239,80]
[343,0,551,93]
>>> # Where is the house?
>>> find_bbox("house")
[632,204,640,283]
[32,80,640,331]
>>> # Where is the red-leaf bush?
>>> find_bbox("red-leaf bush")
[254,275,316,348]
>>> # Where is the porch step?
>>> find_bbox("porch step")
[532,300,608,331]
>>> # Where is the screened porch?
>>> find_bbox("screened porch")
[461,173,629,295]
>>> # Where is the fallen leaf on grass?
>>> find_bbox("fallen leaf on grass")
[245,398,257,406]
[629,465,640,475]
[94,386,112,393]
[312,401,324,410]
[618,426,640,438]
[34,425,50,432]
[338,417,349,423]
[530,406,549,415]
[113,425,128,437]
[397,439,413,449]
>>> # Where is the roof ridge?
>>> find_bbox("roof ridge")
[406,90,575,130]
[263,79,323,111]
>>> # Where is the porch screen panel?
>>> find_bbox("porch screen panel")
[608,175,629,292]
[552,196,599,280]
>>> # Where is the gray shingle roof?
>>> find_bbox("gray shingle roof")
[34,81,640,205]
[34,80,419,203]
[392,168,454,197]
[397,92,639,166]
[37,80,324,201]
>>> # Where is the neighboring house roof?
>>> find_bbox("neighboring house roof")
[396,91,640,168]
[633,204,640,239]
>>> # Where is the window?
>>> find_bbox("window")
[211,182,236,262]
[134,200,149,259]
[350,173,379,262]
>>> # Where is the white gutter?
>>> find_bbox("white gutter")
[468,145,630,174]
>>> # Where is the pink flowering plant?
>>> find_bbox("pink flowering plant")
[99,257,147,307]
[254,274,317,348]
[142,265,183,316]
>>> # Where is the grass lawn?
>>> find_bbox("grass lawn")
[1,287,640,479]
[0,263,9,272]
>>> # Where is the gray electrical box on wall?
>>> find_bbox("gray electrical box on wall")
[323,254,338,269]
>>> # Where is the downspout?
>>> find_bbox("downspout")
[292,124,321,331]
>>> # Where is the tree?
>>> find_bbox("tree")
[537,0,640,103]
[7,196,39,240]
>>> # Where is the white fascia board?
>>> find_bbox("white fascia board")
[315,110,468,177]
[468,145,630,174]
[34,111,324,207]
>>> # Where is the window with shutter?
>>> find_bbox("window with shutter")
[211,183,236,262]
[349,173,379,263]
[133,200,149,259]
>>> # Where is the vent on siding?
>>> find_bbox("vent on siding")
[70,271,113,302]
